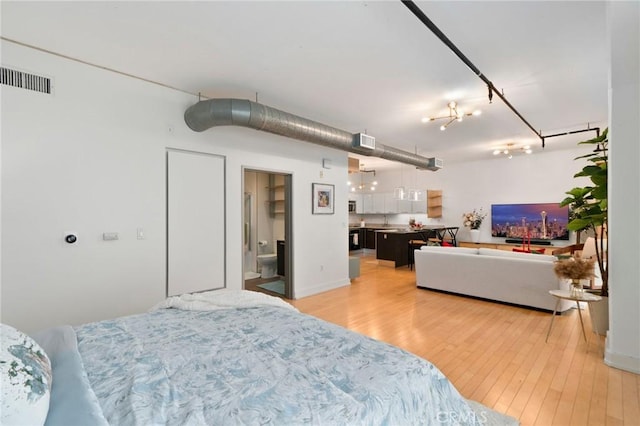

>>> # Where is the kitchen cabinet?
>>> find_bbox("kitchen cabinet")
[397,198,411,214]
[355,192,426,214]
[361,193,373,214]
[412,197,427,214]
[348,193,363,214]
[365,228,377,249]
[376,231,415,267]
[376,228,443,267]
[372,193,386,213]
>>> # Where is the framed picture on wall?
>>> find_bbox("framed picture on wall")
[312,183,334,214]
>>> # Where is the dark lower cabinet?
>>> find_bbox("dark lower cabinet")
[376,232,408,266]
[365,229,376,249]
[377,231,429,267]
[277,240,285,276]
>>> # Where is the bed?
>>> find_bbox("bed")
[2,290,518,425]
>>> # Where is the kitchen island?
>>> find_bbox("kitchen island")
[376,226,458,267]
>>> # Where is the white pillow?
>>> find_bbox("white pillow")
[478,247,554,262]
[1,323,51,426]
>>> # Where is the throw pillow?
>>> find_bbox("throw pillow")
[1,323,52,426]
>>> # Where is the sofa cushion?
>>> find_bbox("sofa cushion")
[478,247,555,262]
[420,245,479,255]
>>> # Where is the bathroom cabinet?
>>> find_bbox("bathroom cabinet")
[277,240,285,276]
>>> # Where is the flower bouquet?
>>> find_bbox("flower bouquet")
[408,217,423,230]
[462,208,487,230]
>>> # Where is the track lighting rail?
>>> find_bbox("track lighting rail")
[401,0,543,143]
[402,1,603,149]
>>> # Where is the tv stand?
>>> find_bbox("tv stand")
[505,238,552,246]
[459,241,559,255]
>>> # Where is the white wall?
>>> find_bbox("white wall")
[1,41,350,333]
[605,0,640,373]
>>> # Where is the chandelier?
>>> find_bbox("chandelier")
[492,143,532,159]
[348,169,377,192]
[422,101,482,131]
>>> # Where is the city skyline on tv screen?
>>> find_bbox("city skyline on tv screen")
[491,203,569,240]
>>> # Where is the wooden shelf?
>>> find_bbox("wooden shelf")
[267,175,285,217]
[427,189,442,218]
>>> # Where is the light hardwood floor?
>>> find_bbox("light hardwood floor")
[289,251,640,426]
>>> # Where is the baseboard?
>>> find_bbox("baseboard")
[376,259,396,268]
[293,278,350,299]
[605,334,640,373]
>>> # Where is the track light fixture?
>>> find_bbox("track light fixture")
[492,143,532,159]
[422,101,481,131]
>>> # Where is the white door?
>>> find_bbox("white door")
[167,150,225,296]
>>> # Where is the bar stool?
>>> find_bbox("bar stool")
[407,239,426,270]
[444,227,459,246]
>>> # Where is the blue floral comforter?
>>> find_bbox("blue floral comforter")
[74,291,482,425]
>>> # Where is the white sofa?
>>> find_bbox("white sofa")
[414,246,572,312]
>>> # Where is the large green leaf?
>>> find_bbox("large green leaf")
[567,218,593,231]
[592,185,607,200]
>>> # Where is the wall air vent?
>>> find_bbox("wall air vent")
[353,133,375,150]
[1,67,51,94]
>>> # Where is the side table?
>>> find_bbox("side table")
[546,289,602,342]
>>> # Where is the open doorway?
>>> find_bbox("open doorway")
[242,168,292,299]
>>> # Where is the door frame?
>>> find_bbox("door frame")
[241,167,293,299]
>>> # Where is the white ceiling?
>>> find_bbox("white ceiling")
[1,1,608,170]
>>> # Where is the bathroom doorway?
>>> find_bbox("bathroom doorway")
[242,168,292,299]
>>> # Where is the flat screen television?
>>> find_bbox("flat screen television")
[491,203,569,241]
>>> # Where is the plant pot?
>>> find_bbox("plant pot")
[469,229,480,243]
[589,295,609,336]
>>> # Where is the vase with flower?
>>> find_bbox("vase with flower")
[462,208,487,243]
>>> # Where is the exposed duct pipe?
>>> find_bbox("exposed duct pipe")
[184,98,442,171]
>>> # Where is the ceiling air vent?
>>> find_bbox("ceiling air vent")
[1,67,51,94]
[425,157,443,171]
[353,133,375,150]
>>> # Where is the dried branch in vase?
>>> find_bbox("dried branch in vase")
[553,257,595,280]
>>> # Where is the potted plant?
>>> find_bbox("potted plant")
[559,128,608,333]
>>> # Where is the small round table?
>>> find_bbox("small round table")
[546,289,603,343]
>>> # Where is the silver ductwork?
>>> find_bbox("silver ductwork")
[184,98,442,171]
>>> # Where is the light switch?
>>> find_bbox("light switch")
[103,232,119,241]
[137,228,145,240]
